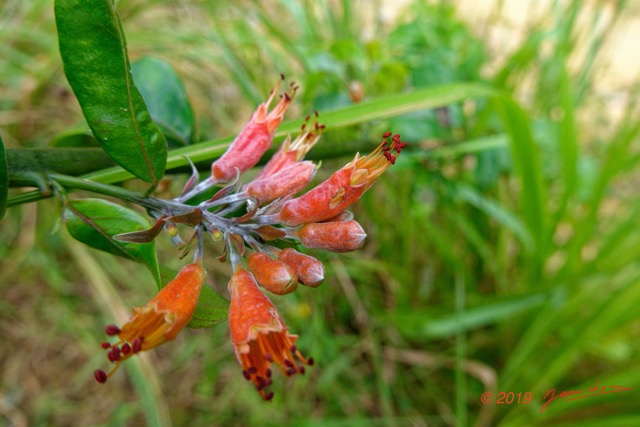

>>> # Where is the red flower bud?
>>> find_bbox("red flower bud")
[276,133,403,226]
[292,220,367,253]
[245,161,316,204]
[211,79,296,182]
[248,252,298,295]
[277,248,325,288]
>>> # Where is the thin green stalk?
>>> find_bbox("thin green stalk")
[9,171,160,210]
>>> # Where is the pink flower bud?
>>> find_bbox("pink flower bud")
[276,133,403,226]
[245,161,316,204]
[278,248,325,288]
[211,79,296,182]
[292,220,367,253]
[248,252,298,295]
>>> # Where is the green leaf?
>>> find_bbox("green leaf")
[187,285,229,329]
[54,0,167,185]
[64,198,161,285]
[0,134,8,221]
[131,57,195,147]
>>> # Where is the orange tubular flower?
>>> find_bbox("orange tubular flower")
[94,263,206,383]
[211,77,297,182]
[228,268,313,400]
[276,133,405,227]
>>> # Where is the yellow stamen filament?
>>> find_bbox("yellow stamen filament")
[348,139,396,187]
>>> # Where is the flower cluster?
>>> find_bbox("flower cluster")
[94,76,406,400]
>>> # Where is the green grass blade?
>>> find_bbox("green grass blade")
[495,97,547,276]
[0,133,7,221]
[7,82,496,206]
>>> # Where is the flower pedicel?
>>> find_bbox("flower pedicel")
[93,77,405,400]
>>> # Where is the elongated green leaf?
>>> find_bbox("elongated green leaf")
[453,183,534,252]
[0,134,7,221]
[87,82,497,180]
[383,293,547,339]
[54,0,167,185]
[497,98,547,275]
[64,198,160,285]
[187,286,229,328]
[131,57,195,147]
[8,82,498,206]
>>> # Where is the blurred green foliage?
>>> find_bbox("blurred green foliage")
[2,0,640,426]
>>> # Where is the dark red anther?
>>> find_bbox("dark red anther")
[308,357,314,366]
[398,142,407,149]
[107,348,118,362]
[315,122,319,130]
[382,131,392,138]
[101,342,111,349]
[298,366,306,375]
[132,337,143,353]
[248,367,258,374]
[286,368,297,376]
[280,73,285,80]
[242,370,251,380]
[305,115,310,122]
[389,155,397,165]
[264,392,274,401]
[122,343,132,355]
[256,376,266,390]
[105,324,120,336]
[320,124,326,129]
[301,123,306,131]
[290,345,297,353]
[94,370,108,383]
[314,110,319,117]
[266,368,272,378]
[382,145,390,152]
[383,151,392,162]
[284,93,291,102]
[392,133,401,142]
[265,352,274,362]
[284,359,294,368]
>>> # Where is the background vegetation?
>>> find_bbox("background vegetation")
[1,0,639,426]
